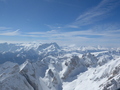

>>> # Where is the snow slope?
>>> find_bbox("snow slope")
[63,57,120,90]
[0,42,120,90]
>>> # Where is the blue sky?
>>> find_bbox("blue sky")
[0,0,120,47]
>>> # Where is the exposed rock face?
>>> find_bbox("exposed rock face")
[81,53,98,67]
[1,55,120,90]
[0,43,120,90]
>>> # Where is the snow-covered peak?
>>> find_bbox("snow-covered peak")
[0,42,120,90]
[37,42,60,51]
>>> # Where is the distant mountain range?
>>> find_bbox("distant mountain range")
[0,42,120,90]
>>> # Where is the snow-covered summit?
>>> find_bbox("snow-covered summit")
[0,42,120,90]
[0,42,61,64]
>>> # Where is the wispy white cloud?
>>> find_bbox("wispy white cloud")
[107,29,120,33]
[28,30,57,35]
[65,25,79,28]
[68,0,120,27]
[0,26,21,36]
[0,29,20,36]
[21,34,40,37]
[46,24,62,30]
[23,29,120,47]
[26,29,120,39]
[0,29,119,47]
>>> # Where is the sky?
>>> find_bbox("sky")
[0,0,120,47]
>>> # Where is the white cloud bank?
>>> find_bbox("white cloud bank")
[0,27,120,47]
[24,29,120,47]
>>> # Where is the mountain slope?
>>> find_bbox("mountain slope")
[0,42,120,90]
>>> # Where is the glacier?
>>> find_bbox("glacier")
[0,42,120,90]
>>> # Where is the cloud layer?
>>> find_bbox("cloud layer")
[0,26,120,47]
